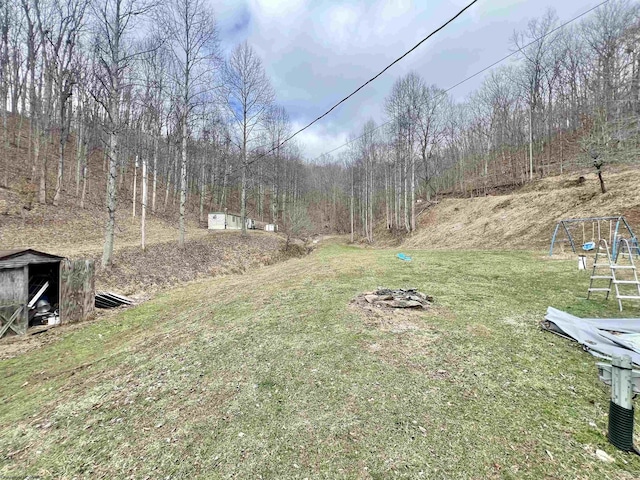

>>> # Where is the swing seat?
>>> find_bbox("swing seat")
[582,241,596,251]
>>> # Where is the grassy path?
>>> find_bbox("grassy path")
[1,243,639,479]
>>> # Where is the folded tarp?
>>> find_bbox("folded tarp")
[543,307,640,364]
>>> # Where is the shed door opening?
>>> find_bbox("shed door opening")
[28,262,61,327]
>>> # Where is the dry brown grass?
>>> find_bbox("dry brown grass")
[0,113,238,259]
[406,165,640,250]
[0,202,208,258]
[93,230,290,296]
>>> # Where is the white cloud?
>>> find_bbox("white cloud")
[212,0,604,160]
[290,121,349,161]
[325,5,362,47]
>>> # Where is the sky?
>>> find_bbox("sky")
[210,0,607,161]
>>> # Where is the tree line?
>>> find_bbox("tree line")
[0,0,310,265]
[313,1,640,242]
[1,0,639,256]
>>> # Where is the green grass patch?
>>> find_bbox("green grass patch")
[1,245,640,479]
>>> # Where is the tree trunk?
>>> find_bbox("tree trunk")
[528,102,534,181]
[75,112,83,197]
[142,154,147,251]
[102,125,119,267]
[102,69,120,268]
[199,160,205,224]
[350,167,354,243]
[53,97,71,206]
[1,101,7,188]
[598,170,606,194]
[36,132,45,204]
[132,156,138,217]
[241,119,247,236]
[410,152,415,232]
[179,119,187,247]
[164,142,172,211]
[80,160,87,209]
[403,153,409,232]
[152,135,158,213]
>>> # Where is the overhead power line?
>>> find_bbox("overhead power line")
[241,0,479,170]
[313,0,611,161]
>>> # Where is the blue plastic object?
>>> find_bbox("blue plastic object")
[397,253,412,262]
[582,241,596,251]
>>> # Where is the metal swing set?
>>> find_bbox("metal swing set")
[549,216,640,258]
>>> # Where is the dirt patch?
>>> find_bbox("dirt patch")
[349,299,427,332]
[349,289,439,336]
[361,314,423,334]
[466,323,492,337]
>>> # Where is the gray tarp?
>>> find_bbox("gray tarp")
[543,307,640,364]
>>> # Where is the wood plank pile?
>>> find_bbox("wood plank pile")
[95,291,134,309]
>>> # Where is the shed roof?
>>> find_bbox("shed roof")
[210,211,242,217]
[0,248,64,261]
[0,249,65,269]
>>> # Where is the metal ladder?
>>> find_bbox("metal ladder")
[611,238,640,311]
[588,239,613,300]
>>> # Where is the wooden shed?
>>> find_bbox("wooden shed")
[0,249,95,338]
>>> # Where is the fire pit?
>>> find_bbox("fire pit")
[355,288,433,310]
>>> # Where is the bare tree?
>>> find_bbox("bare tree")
[582,0,640,119]
[264,104,291,223]
[51,0,89,206]
[385,72,434,232]
[512,8,559,180]
[0,0,12,187]
[158,0,219,247]
[91,0,155,267]
[222,41,274,235]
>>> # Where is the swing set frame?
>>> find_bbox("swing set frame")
[549,216,639,257]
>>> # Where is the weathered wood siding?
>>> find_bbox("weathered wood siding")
[0,266,28,336]
[60,260,95,324]
[0,252,62,269]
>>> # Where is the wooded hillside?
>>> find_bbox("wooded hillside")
[1,0,639,254]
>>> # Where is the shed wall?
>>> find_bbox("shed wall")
[60,259,95,324]
[0,267,27,304]
[0,266,28,335]
[208,213,226,230]
[226,214,242,229]
[208,213,243,230]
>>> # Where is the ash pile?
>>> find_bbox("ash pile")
[358,288,433,309]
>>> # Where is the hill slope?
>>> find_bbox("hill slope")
[1,245,638,478]
[405,166,640,252]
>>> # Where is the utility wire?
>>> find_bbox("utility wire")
[238,0,479,172]
[312,0,610,161]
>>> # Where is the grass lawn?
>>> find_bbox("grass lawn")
[1,242,640,479]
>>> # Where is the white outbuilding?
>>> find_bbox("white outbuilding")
[208,212,243,230]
